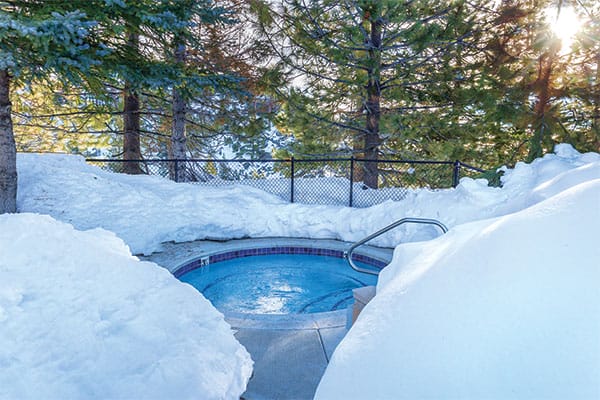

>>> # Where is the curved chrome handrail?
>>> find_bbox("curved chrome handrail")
[344,217,449,275]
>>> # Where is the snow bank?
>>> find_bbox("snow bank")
[9,144,600,399]
[0,214,252,399]
[17,145,600,255]
[315,179,600,399]
[17,154,287,254]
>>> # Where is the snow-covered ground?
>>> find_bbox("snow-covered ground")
[16,144,600,256]
[2,143,599,398]
[0,214,252,399]
[316,164,600,399]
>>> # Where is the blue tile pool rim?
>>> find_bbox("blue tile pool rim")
[173,246,388,279]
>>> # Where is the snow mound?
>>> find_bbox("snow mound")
[0,213,252,399]
[16,145,600,254]
[8,144,600,399]
[315,179,600,399]
[17,153,285,254]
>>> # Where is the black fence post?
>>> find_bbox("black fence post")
[85,157,483,206]
[349,156,354,207]
[452,160,461,187]
[290,157,295,203]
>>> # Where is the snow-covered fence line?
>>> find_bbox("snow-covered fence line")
[86,157,484,208]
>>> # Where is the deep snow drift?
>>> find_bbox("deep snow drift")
[17,144,600,256]
[0,214,252,399]
[316,176,600,399]
[5,143,600,399]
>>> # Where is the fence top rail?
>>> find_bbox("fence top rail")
[457,161,486,173]
[292,158,457,165]
[86,158,289,163]
[85,157,465,166]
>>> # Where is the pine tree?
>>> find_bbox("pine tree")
[5,0,277,171]
[0,69,16,213]
[163,0,279,161]
[476,0,599,164]
[0,0,191,211]
[0,2,105,213]
[11,80,119,155]
[256,0,495,187]
[558,0,600,153]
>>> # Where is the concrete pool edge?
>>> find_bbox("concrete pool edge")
[224,308,348,330]
[141,237,393,330]
[142,237,393,274]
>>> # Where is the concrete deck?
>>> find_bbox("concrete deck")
[141,238,393,400]
[232,311,349,400]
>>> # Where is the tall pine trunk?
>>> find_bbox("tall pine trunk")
[0,69,17,214]
[363,14,382,189]
[528,47,557,162]
[123,32,143,174]
[169,37,187,182]
[592,53,600,149]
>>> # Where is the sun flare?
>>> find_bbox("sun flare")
[545,6,581,52]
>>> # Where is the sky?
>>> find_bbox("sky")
[1,143,598,399]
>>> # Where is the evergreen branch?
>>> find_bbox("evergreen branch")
[12,110,121,119]
[383,103,455,112]
[275,88,367,135]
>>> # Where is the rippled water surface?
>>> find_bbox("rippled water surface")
[179,254,378,314]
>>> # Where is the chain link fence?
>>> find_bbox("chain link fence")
[86,157,484,208]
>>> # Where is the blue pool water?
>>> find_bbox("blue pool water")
[179,254,378,314]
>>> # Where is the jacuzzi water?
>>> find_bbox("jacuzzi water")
[179,254,378,314]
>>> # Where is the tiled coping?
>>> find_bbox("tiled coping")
[173,246,388,278]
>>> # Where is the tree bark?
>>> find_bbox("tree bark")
[363,13,382,189]
[0,69,17,214]
[527,46,557,162]
[169,37,187,182]
[123,32,143,174]
[592,53,600,150]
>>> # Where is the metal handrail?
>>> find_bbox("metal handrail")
[344,217,449,275]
